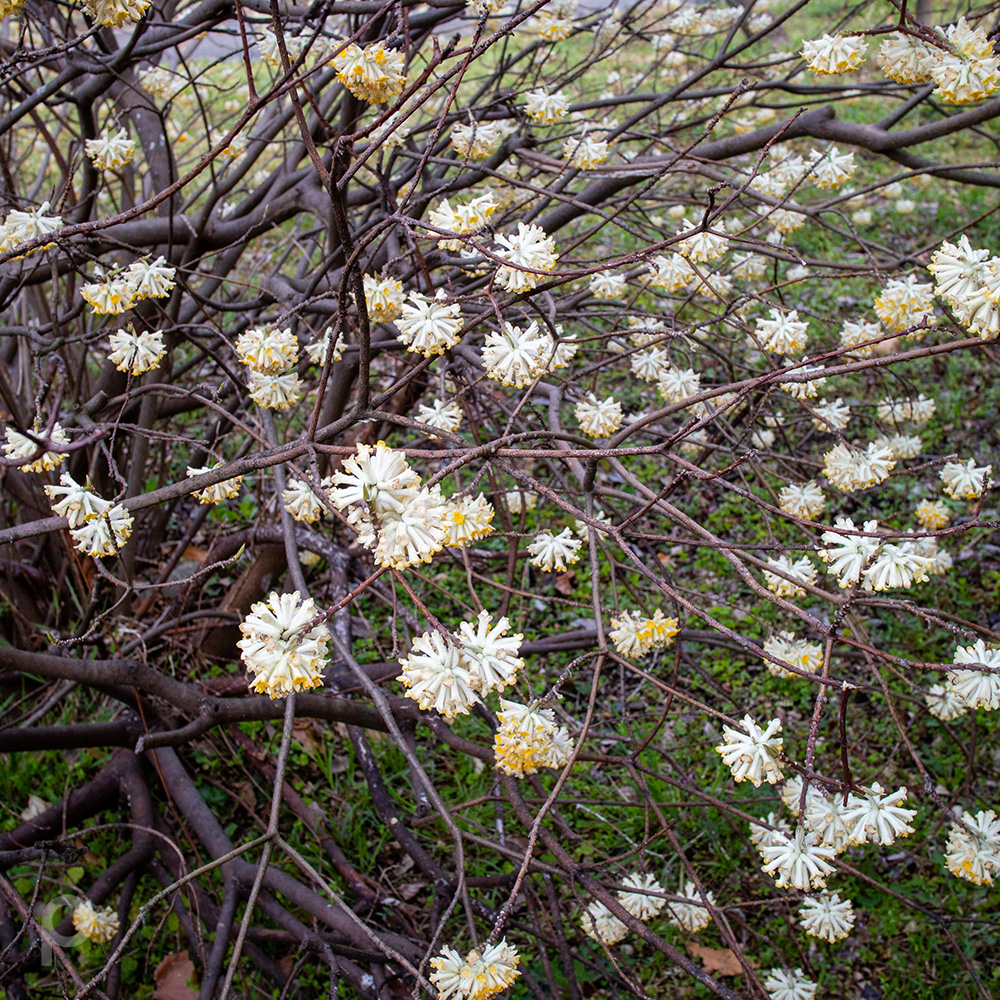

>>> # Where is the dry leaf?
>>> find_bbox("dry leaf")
[555,571,575,596]
[153,951,198,1000]
[292,718,321,755]
[233,780,256,809]
[686,942,745,977]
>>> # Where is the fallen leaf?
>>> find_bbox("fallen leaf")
[398,881,426,901]
[153,951,198,1000]
[686,943,745,977]
[555,571,575,596]
[233,780,256,809]
[293,718,321,755]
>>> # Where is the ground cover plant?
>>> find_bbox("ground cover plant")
[0,0,999,997]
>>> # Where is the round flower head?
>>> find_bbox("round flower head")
[398,630,479,719]
[396,290,463,356]
[80,0,150,27]
[429,194,499,250]
[947,639,1000,710]
[839,318,882,357]
[237,591,330,698]
[372,488,450,569]
[873,275,935,332]
[940,458,993,499]
[763,632,823,678]
[329,441,420,519]
[482,321,552,387]
[862,541,931,592]
[759,826,836,890]
[125,256,175,300]
[494,223,558,293]
[456,609,523,694]
[80,277,135,314]
[524,88,570,123]
[802,791,852,853]
[811,397,851,431]
[73,899,120,944]
[429,938,520,1000]
[282,476,332,523]
[925,683,969,721]
[715,714,783,786]
[575,393,622,438]
[779,367,826,399]
[563,131,609,169]
[811,146,855,189]
[108,327,166,375]
[929,236,991,305]
[617,873,666,921]
[581,901,627,945]
[247,370,302,409]
[450,120,505,159]
[754,308,809,354]
[44,473,112,528]
[589,271,626,300]
[762,554,817,597]
[362,274,405,323]
[666,880,714,932]
[778,481,825,520]
[235,326,298,373]
[674,227,728,263]
[186,464,243,504]
[443,493,495,547]
[4,421,69,472]
[647,253,695,291]
[798,891,855,943]
[658,366,701,403]
[818,517,880,588]
[877,32,935,84]
[527,527,582,572]
[822,442,896,491]
[418,398,463,438]
[944,808,1000,885]
[85,129,136,170]
[332,42,405,103]
[842,782,915,846]
[494,699,571,776]
[70,504,133,557]
[303,327,345,365]
[763,967,817,1000]
[801,33,867,74]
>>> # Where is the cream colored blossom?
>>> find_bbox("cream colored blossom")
[802,33,867,74]
[186,464,243,504]
[332,43,405,103]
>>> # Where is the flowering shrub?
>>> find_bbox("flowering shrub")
[2,1,1000,999]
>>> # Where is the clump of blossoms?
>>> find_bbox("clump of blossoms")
[839,318,882,356]
[662,881,714,933]
[108,327,166,375]
[940,458,993,499]
[760,826,836,890]
[822,442,896,491]
[398,612,522,720]
[754,308,809,354]
[763,554,817,597]
[616,873,666,922]
[236,325,302,410]
[79,0,150,27]
[4,421,69,472]
[801,33,868,74]
[575,394,622,438]
[675,227,728,263]
[873,275,935,332]
[451,120,505,159]
[493,698,572,777]
[332,42,405,103]
[947,639,1000,711]
[362,274,405,323]
[818,517,880,588]
[303,327,344,365]
[429,939,520,1000]
[282,475,336,523]
[944,808,1000,885]
[396,290,463,356]
[481,321,553,387]
[563,130,609,169]
[494,223,558,293]
[928,18,1000,105]
[72,899,120,943]
[647,253,695,291]
[811,146,855,189]
[428,194,498,250]
[763,632,823,678]
[609,609,679,657]
[186,463,242,504]
[237,592,330,698]
[80,256,176,315]
[589,271,626,299]
[581,901,627,945]
[85,129,136,169]
[417,398,462,437]
[763,968,817,1000]
[70,504,134,558]
[927,236,1000,339]
[524,88,570,123]
[527,527,582,572]
[43,473,111,527]
[798,892,855,943]
[715,714,784,786]
[0,200,62,256]
[778,481,825,520]
[843,782,916,846]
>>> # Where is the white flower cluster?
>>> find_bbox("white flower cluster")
[237,591,330,698]
[332,43,405,103]
[609,609,680,657]
[85,129,136,169]
[108,327,165,375]
[527,527,582,572]
[329,442,493,568]
[429,938,520,1000]
[4,421,69,473]
[397,611,523,720]
[72,899,120,943]
[81,256,176,316]
[235,325,302,410]
[945,808,1000,885]
[762,632,823,678]
[715,714,784,786]
[0,200,62,256]
[186,463,243,504]
[493,698,572,777]
[44,473,134,558]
